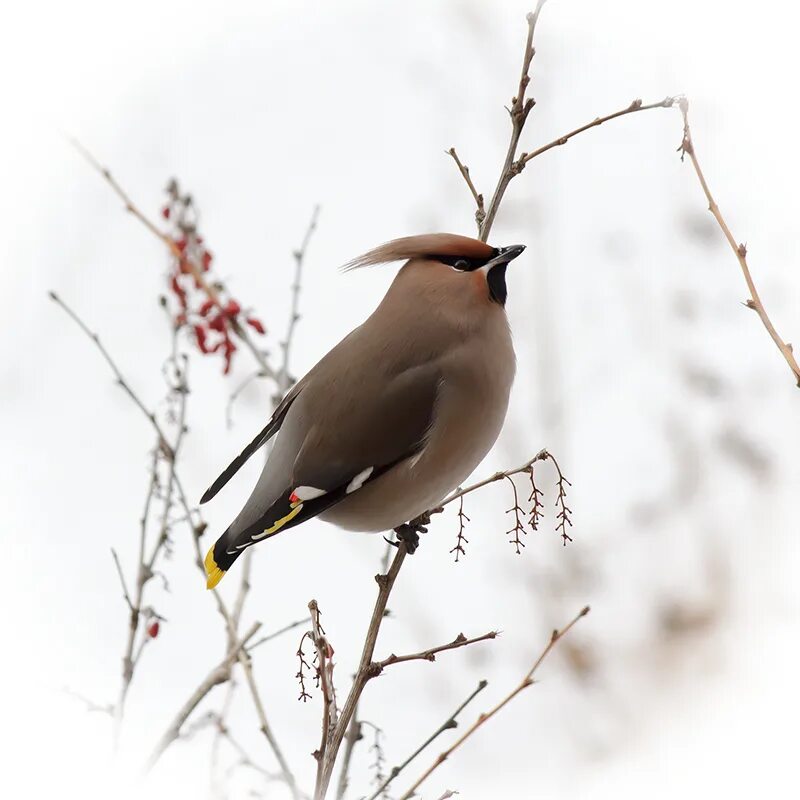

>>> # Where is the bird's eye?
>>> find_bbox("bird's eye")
[453,259,469,271]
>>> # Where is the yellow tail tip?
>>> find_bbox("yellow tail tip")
[204,546,226,590]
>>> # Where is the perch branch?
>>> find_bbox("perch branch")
[313,544,409,800]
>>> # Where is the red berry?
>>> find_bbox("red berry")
[161,206,171,220]
[246,317,265,334]
[208,314,226,332]
[175,238,187,253]
[198,299,215,317]
[224,299,241,317]
[194,325,208,353]
[201,251,213,271]
[147,621,160,638]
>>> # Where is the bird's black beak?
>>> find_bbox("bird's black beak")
[485,244,526,269]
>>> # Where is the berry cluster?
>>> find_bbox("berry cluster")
[162,179,265,374]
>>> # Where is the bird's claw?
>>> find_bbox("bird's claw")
[391,520,431,554]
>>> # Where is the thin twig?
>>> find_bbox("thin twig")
[63,686,114,716]
[479,1,547,241]
[677,97,800,387]
[311,600,339,790]
[446,148,486,231]
[439,449,550,509]
[279,205,320,397]
[147,622,261,770]
[48,292,174,457]
[397,607,590,800]
[247,617,313,653]
[110,548,134,612]
[373,632,497,673]
[519,96,676,167]
[364,680,488,800]
[449,495,470,562]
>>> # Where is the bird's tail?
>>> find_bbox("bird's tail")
[203,529,241,589]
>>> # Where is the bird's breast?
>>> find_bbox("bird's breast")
[320,318,515,532]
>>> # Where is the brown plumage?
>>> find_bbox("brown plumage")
[201,233,525,588]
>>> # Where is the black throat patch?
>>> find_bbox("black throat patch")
[487,263,508,305]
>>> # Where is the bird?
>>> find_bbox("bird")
[200,233,525,588]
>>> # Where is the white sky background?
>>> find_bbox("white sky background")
[1,0,799,798]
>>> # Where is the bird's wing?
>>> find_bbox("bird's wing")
[199,384,302,504]
[206,362,441,580]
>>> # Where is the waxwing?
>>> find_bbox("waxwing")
[201,233,525,588]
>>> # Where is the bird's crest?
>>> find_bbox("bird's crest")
[342,233,494,271]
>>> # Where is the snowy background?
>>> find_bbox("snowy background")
[2,0,799,798]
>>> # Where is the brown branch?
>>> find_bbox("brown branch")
[147,621,261,770]
[246,617,312,653]
[439,449,550,509]
[504,475,528,554]
[279,205,320,397]
[373,631,497,673]
[363,680,488,800]
[677,98,800,387]
[449,495,470,562]
[455,2,674,242]
[519,96,676,167]
[334,712,363,800]
[446,148,486,231]
[527,467,544,531]
[479,1,546,241]
[48,292,174,458]
[546,451,573,545]
[110,548,134,613]
[314,544,409,800]
[311,600,339,791]
[397,607,590,800]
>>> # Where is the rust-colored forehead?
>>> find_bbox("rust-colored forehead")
[343,232,496,271]
[414,233,495,259]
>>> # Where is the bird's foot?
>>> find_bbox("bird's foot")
[386,515,430,555]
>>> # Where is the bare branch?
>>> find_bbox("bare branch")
[518,96,676,167]
[247,617,312,653]
[48,292,174,457]
[373,631,497,673]
[314,545,409,800]
[63,686,113,716]
[504,475,527,554]
[110,548,134,612]
[440,449,550,509]
[449,495,470,562]
[677,97,800,387]
[479,1,547,241]
[310,599,339,789]
[334,713,363,800]
[446,148,486,231]
[147,621,261,770]
[279,205,320,397]
[364,680,488,800]
[397,607,590,800]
